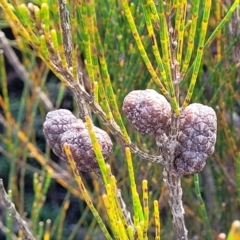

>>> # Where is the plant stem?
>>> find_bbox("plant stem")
[58,0,72,68]
[164,168,188,240]
[0,179,36,240]
[194,174,212,240]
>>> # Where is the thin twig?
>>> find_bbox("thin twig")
[0,30,53,111]
[0,179,36,240]
[58,0,72,68]
[57,2,91,120]
[0,218,18,240]
[45,47,166,164]
[116,189,134,228]
[73,74,165,163]
[72,81,166,164]
[95,172,134,231]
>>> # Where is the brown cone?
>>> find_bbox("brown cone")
[60,126,113,172]
[43,109,112,172]
[174,103,217,175]
[43,109,85,160]
[122,89,171,135]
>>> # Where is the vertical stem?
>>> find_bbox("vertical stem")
[164,169,188,240]
[182,0,212,108]
[121,0,169,97]
[194,174,212,240]
[58,0,72,68]
[142,180,149,239]
[181,0,200,76]
[153,200,160,240]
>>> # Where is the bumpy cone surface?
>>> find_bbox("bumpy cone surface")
[43,109,85,160]
[175,103,217,175]
[122,89,171,135]
[43,109,112,172]
[61,127,113,172]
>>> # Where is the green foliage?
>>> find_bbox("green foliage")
[0,0,239,239]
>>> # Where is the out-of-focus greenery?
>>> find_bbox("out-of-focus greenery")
[0,0,239,239]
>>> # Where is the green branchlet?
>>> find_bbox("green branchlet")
[0,0,239,239]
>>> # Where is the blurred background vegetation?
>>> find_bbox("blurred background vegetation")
[0,0,239,239]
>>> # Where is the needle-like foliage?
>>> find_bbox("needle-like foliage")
[0,0,239,240]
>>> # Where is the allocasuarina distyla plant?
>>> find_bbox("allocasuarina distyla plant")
[0,0,239,239]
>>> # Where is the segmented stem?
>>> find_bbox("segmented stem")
[182,0,212,108]
[154,200,160,240]
[176,0,187,66]
[158,0,179,115]
[181,0,200,75]
[125,148,144,224]
[121,0,169,98]
[142,180,149,239]
[194,174,212,240]
[63,143,112,240]
[142,5,167,86]
[204,0,239,51]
